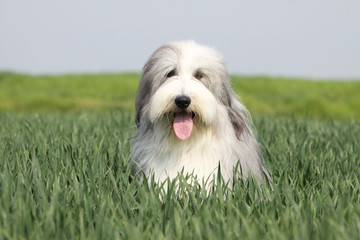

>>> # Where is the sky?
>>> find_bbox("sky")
[0,0,359,79]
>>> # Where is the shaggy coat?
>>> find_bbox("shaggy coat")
[131,41,269,187]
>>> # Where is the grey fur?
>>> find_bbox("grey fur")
[132,41,270,187]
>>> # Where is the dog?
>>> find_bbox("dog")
[131,40,269,189]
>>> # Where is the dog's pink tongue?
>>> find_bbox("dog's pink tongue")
[173,112,193,140]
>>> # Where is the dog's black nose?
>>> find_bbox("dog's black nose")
[175,96,191,109]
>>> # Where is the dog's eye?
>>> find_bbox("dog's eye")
[166,70,176,78]
[194,72,204,80]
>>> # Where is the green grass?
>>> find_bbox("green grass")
[0,72,139,113]
[1,72,360,120]
[0,112,359,239]
[0,72,359,238]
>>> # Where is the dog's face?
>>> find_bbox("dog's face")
[136,41,244,141]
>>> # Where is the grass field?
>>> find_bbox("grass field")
[1,72,360,120]
[0,72,359,239]
[0,112,359,239]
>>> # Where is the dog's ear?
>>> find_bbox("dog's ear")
[227,106,249,140]
[135,76,152,127]
[221,83,250,140]
[135,62,155,127]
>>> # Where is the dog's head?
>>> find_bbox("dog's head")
[136,40,249,140]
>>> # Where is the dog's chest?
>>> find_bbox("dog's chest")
[147,133,235,182]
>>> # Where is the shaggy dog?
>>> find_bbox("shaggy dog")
[131,40,269,188]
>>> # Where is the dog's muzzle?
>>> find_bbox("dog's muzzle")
[173,95,194,141]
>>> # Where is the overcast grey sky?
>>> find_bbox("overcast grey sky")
[1,0,359,79]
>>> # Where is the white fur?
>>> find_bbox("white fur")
[132,40,269,188]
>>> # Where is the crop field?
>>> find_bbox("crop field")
[0,72,359,239]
